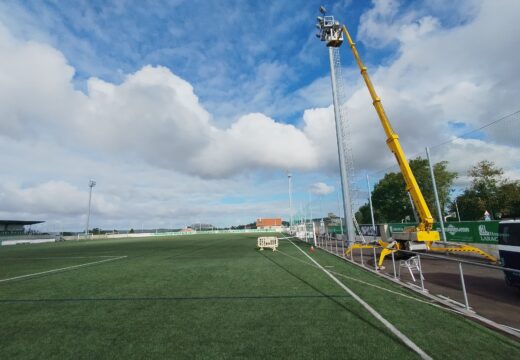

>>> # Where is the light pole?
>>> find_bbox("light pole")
[316,9,355,245]
[426,146,446,241]
[308,190,313,226]
[85,179,96,238]
[366,174,376,232]
[288,173,293,230]
[455,200,461,221]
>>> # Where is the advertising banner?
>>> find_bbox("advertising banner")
[382,221,500,244]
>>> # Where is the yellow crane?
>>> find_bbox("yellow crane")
[316,7,496,266]
[340,23,440,264]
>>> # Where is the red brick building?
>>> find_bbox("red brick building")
[256,218,282,231]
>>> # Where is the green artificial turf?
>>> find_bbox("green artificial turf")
[0,233,518,359]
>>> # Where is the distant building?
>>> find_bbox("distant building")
[324,213,344,234]
[0,220,44,236]
[256,218,282,231]
[325,212,342,226]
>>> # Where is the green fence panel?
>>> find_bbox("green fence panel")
[326,225,343,234]
[153,229,277,237]
[385,221,500,244]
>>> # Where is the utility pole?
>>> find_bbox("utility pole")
[85,179,96,238]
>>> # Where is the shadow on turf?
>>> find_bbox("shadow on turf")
[0,294,351,303]
[258,249,406,343]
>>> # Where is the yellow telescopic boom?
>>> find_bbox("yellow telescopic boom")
[341,25,438,241]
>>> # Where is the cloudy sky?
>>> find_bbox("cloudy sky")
[0,0,518,231]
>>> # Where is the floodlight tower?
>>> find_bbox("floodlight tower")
[315,6,355,245]
[85,179,96,237]
[288,172,293,231]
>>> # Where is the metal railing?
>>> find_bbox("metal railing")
[314,234,520,334]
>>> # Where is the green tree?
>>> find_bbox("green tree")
[469,160,502,217]
[451,161,520,220]
[355,203,370,224]
[450,190,486,221]
[356,157,457,223]
[497,181,520,218]
[369,171,411,223]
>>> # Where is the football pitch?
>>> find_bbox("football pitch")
[0,233,518,359]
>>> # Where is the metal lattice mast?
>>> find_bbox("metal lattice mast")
[327,47,355,245]
[316,10,356,245]
[288,173,293,230]
[333,47,359,225]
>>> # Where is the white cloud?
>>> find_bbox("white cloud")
[3,0,515,181]
[82,66,214,172]
[0,24,323,178]
[194,113,319,177]
[357,0,440,47]
[0,24,84,139]
[0,180,116,218]
[428,137,520,187]
[310,182,335,196]
[345,0,520,173]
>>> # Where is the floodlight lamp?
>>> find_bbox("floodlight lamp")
[316,33,321,38]
[317,16,323,22]
[316,23,321,29]
[319,6,326,14]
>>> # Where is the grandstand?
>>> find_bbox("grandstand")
[0,220,44,236]
[189,223,215,231]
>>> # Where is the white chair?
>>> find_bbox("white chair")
[398,256,424,282]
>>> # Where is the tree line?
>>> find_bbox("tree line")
[355,159,520,224]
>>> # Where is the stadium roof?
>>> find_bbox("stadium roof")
[0,220,44,226]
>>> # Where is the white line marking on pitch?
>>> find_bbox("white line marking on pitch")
[0,256,127,283]
[276,248,437,307]
[287,240,432,360]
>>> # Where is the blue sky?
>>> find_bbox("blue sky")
[0,0,519,231]
[2,0,371,123]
